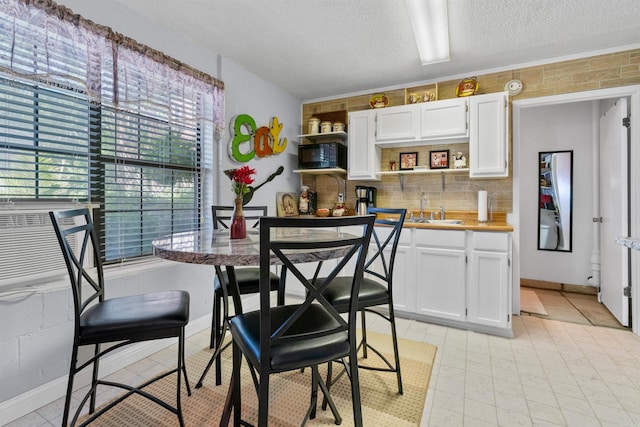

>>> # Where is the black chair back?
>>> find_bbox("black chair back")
[50,207,192,426]
[258,216,375,359]
[50,208,105,319]
[365,207,407,293]
[212,205,267,229]
[227,215,375,425]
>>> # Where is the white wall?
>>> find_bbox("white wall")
[519,101,595,285]
[0,1,301,421]
[218,58,302,212]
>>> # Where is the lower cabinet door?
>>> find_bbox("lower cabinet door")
[389,243,414,313]
[467,250,509,328]
[415,246,466,321]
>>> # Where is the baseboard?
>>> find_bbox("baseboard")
[520,278,598,295]
[0,314,211,426]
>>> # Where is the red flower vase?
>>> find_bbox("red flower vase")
[230,198,246,239]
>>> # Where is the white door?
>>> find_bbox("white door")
[599,98,629,326]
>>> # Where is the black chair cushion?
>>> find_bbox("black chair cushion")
[321,277,390,313]
[229,304,350,372]
[79,290,190,345]
[214,268,280,295]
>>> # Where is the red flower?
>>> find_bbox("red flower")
[225,166,256,198]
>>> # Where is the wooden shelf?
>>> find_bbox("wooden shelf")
[293,168,347,176]
[297,132,347,143]
[378,168,469,176]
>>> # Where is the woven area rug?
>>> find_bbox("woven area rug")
[521,288,548,316]
[79,330,436,426]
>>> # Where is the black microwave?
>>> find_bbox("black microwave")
[298,142,347,169]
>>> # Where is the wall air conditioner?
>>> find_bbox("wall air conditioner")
[0,209,92,290]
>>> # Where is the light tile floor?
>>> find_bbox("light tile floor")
[6,313,640,426]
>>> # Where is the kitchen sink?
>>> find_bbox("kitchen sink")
[408,219,465,225]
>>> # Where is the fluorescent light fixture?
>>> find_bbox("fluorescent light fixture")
[405,0,450,65]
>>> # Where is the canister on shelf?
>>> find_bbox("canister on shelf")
[320,121,332,133]
[332,122,344,133]
[308,117,320,134]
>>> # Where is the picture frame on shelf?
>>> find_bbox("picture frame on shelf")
[430,150,449,169]
[276,192,298,217]
[399,152,418,170]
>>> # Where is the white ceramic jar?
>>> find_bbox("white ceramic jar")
[332,122,344,132]
[308,117,320,134]
[320,121,332,133]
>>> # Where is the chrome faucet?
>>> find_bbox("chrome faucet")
[419,193,427,218]
[440,206,445,220]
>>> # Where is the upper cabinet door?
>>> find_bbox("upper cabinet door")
[469,92,509,178]
[419,98,468,140]
[348,110,381,181]
[375,105,420,143]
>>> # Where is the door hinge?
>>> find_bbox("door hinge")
[465,308,468,316]
[465,255,468,263]
[508,314,510,322]
[623,116,630,128]
[508,258,511,267]
[624,286,632,297]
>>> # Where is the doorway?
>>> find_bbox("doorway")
[512,85,640,336]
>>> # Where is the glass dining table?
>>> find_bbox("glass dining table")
[152,225,360,425]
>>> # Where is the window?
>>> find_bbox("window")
[0,0,223,285]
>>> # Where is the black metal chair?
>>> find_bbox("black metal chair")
[227,215,375,426]
[320,207,407,398]
[49,208,191,427]
[197,205,281,387]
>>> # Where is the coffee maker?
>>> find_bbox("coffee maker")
[355,186,377,215]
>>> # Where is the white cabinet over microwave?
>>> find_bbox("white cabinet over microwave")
[348,110,381,181]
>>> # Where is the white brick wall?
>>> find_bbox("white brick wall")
[0,260,213,404]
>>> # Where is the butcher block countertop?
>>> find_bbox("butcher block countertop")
[400,210,513,232]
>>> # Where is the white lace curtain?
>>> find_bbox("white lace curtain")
[0,0,225,136]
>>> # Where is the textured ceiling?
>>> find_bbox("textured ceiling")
[71,0,640,101]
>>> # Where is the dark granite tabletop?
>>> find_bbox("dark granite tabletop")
[152,228,356,266]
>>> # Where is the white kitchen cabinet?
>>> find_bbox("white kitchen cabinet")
[419,98,468,140]
[384,228,413,313]
[468,251,510,328]
[393,227,512,337]
[375,104,420,143]
[347,110,381,181]
[414,229,467,321]
[469,91,509,178]
[467,232,511,329]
